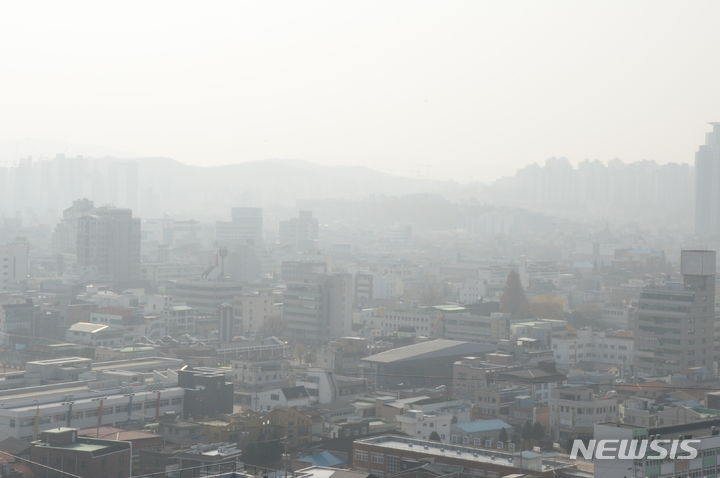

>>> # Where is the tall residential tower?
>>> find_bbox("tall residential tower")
[633,250,716,376]
[695,123,720,237]
[76,206,141,285]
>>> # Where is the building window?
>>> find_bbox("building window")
[387,456,401,473]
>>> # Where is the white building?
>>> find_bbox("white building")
[283,269,354,341]
[363,306,438,338]
[397,409,453,442]
[551,328,633,372]
[231,357,290,390]
[0,386,184,440]
[172,281,243,315]
[600,304,633,329]
[145,294,174,314]
[254,385,313,412]
[66,322,124,348]
[594,419,720,478]
[164,304,197,336]
[296,369,338,404]
[440,308,510,344]
[620,397,718,428]
[233,291,278,336]
[549,386,618,441]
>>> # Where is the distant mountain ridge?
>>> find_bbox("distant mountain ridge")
[0,142,694,228]
[128,157,457,216]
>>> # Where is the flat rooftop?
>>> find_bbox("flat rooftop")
[355,435,570,472]
[362,339,492,364]
[598,417,720,439]
[92,357,183,371]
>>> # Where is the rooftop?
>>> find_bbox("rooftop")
[355,436,570,472]
[68,322,109,334]
[77,426,160,441]
[454,419,513,433]
[362,339,492,364]
[296,451,345,467]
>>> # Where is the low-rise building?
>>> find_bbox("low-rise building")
[255,386,313,412]
[549,386,618,441]
[30,427,131,478]
[66,322,124,348]
[449,419,513,448]
[551,328,633,372]
[0,381,184,440]
[397,410,453,442]
[352,435,577,477]
[362,339,494,390]
[594,418,720,478]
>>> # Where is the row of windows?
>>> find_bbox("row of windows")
[450,435,517,450]
[553,343,628,350]
[553,405,616,414]
[11,398,182,428]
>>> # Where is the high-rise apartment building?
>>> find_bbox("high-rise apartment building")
[52,198,96,255]
[218,303,236,343]
[76,206,141,285]
[695,123,720,236]
[219,207,263,247]
[216,207,264,282]
[633,249,716,376]
[283,261,353,342]
[0,239,29,290]
[279,210,319,252]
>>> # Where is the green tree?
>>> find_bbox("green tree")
[428,431,441,442]
[498,428,508,443]
[500,271,528,317]
[521,420,533,440]
[531,422,545,441]
[527,295,564,319]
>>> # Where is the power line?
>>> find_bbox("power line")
[0,449,82,478]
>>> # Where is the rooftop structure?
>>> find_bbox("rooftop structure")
[352,435,576,477]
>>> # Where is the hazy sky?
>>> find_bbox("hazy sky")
[1,0,719,181]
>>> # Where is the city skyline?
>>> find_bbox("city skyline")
[3,3,720,477]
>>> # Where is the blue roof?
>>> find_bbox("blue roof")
[673,400,703,407]
[454,419,512,433]
[296,451,345,467]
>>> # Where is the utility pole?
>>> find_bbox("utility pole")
[32,400,39,440]
[91,397,107,438]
